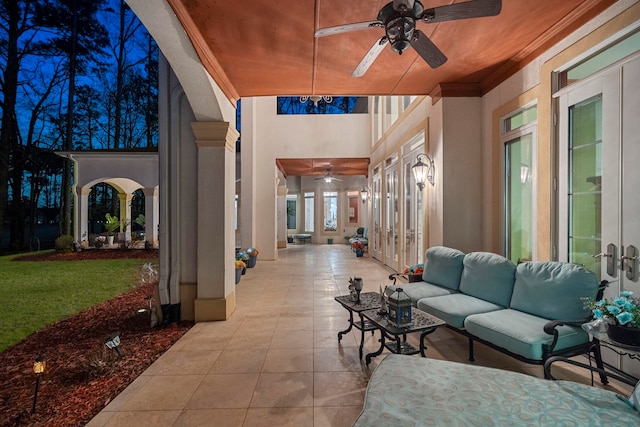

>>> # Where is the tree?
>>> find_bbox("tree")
[35,0,109,235]
[0,0,44,251]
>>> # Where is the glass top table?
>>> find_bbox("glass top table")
[334,292,381,360]
[361,307,445,366]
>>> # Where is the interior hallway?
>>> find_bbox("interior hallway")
[87,244,633,426]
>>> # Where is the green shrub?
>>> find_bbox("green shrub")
[55,234,74,252]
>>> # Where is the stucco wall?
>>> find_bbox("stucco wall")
[241,97,371,260]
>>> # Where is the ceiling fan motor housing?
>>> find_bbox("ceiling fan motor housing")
[379,1,424,55]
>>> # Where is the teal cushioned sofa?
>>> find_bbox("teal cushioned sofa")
[389,246,603,369]
[353,355,639,427]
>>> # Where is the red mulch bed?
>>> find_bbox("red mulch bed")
[0,250,194,427]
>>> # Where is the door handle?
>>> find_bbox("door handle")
[594,243,617,277]
[621,245,638,281]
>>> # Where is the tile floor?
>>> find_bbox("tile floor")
[88,244,633,427]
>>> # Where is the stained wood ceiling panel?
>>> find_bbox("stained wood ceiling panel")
[169,0,617,101]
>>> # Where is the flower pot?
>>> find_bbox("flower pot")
[408,273,423,283]
[327,238,333,244]
[107,235,115,246]
[356,249,363,257]
[235,268,242,284]
[247,255,257,268]
[606,324,640,347]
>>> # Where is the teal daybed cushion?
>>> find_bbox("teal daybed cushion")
[353,355,639,427]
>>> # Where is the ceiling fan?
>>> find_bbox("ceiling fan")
[315,169,343,183]
[315,0,502,77]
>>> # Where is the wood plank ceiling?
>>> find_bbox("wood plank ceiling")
[167,0,616,177]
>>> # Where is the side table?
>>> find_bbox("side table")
[361,308,445,366]
[544,331,640,386]
[334,292,381,359]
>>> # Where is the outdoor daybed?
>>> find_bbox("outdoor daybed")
[388,246,605,371]
[353,354,640,426]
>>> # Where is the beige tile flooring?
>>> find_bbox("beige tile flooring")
[88,244,633,427]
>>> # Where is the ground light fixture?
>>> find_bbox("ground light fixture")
[32,354,46,414]
[411,153,435,190]
[105,332,124,357]
[360,185,370,204]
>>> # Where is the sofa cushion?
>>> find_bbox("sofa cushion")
[510,261,598,320]
[417,294,503,328]
[464,309,589,360]
[422,246,465,290]
[459,252,516,307]
[352,355,640,427]
[387,282,455,307]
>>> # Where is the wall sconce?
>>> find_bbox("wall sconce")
[299,95,333,107]
[105,332,124,357]
[412,153,435,190]
[360,185,370,204]
[32,354,46,414]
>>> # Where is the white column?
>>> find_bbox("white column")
[75,187,91,247]
[143,187,159,248]
[118,193,133,243]
[191,121,239,321]
[276,182,287,248]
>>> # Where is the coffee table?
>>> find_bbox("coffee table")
[361,307,445,365]
[334,292,381,359]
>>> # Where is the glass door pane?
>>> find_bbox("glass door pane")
[568,95,602,277]
[505,133,534,263]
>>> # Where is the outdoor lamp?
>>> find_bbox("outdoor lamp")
[32,354,46,414]
[105,332,124,357]
[412,153,435,190]
[360,186,370,204]
[388,288,412,328]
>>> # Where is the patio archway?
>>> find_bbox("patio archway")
[56,152,159,248]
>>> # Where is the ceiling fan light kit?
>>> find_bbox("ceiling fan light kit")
[315,0,502,77]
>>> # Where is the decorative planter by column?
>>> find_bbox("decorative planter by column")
[247,255,257,268]
[235,268,242,284]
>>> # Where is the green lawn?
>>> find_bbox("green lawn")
[0,252,157,352]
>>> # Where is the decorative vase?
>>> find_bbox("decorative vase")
[247,255,257,268]
[607,324,640,347]
[235,268,242,284]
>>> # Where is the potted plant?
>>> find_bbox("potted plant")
[246,247,259,268]
[584,290,640,346]
[104,213,120,246]
[403,263,424,282]
[351,241,365,257]
[235,260,246,284]
[236,251,249,274]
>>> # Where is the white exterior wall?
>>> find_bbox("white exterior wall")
[241,97,370,260]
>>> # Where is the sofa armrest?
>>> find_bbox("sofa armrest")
[388,273,403,285]
[542,318,591,356]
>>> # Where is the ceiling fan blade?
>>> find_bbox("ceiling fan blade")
[352,36,389,78]
[315,20,382,38]
[410,31,447,69]
[393,0,415,12]
[420,0,502,23]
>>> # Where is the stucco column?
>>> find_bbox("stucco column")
[143,187,159,248]
[118,193,133,243]
[75,187,91,247]
[191,121,239,321]
[276,182,287,248]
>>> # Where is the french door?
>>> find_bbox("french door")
[403,148,423,270]
[372,168,383,260]
[557,55,640,376]
[384,160,399,268]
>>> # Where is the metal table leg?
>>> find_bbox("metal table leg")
[337,309,354,342]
